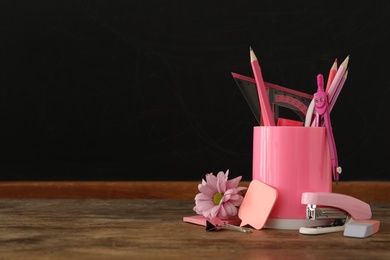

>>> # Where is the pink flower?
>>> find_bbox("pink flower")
[193,169,247,219]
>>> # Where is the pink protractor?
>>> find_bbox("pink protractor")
[314,74,342,182]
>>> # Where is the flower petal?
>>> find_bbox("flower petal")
[194,193,212,201]
[226,175,242,190]
[227,193,242,201]
[198,184,216,197]
[230,197,244,206]
[216,170,228,193]
[236,186,247,192]
[224,188,241,197]
[203,205,219,218]
[225,169,230,178]
[221,201,238,217]
[205,173,217,190]
[217,205,228,219]
[210,204,221,218]
[194,200,215,212]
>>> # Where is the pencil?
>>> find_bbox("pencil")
[310,56,349,126]
[250,47,275,126]
[325,58,338,92]
[328,55,349,102]
[329,69,348,112]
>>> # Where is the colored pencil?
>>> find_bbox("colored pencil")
[325,58,338,92]
[328,55,349,102]
[250,47,275,126]
[329,69,348,112]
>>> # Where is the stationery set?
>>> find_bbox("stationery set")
[184,48,380,238]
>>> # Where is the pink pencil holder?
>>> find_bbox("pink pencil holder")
[252,126,332,229]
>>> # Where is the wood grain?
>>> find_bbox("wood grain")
[0,181,388,201]
[0,199,388,260]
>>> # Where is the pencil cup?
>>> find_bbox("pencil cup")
[252,126,332,229]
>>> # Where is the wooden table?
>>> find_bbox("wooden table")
[0,199,388,259]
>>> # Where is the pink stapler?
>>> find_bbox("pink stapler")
[299,192,372,235]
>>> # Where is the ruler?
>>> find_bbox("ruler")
[232,72,313,125]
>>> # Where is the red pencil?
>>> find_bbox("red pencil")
[250,47,275,126]
[325,58,338,92]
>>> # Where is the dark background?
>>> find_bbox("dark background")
[1,0,389,181]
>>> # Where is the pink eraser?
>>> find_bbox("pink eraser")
[343,219,380,238]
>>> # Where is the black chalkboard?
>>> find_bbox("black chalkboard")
[1,0,389,181]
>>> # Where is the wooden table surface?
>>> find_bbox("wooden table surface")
[0,199,388,260]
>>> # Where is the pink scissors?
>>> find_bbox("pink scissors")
[314,74,342,182]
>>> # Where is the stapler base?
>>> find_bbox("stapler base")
[265,218,333,230]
